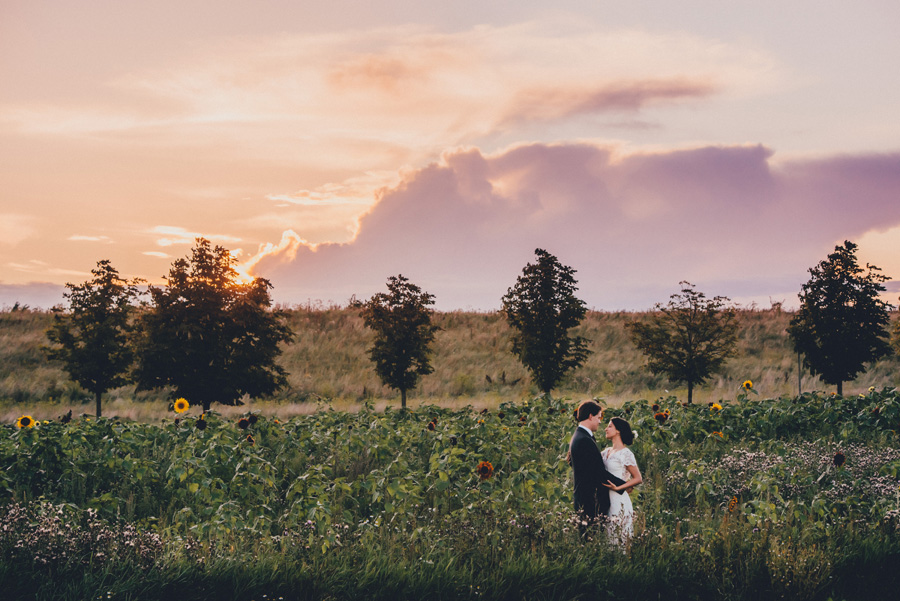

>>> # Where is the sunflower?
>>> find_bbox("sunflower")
[248,414,258,425]
[742,380,753,391]
[174,398,190,413]
[651,403,660,412]
[728,496,739,512]
[833,451,846,468]
[237,417,250,430]
[195,417,207,431]
[246,434,255,446]
[711,431,724,439]
[427,421,436,431]
[16,415,35,429]
[476,460,494,480]
[654,412,668,424]
[710,403,723,412]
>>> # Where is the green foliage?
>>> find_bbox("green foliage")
[625,282,739,404]
[788,241,893,395]
[133,238,293,411]
[501,249,590,393]
[353,275,439,409]
[43,260,138,417]
[3,391,900,599]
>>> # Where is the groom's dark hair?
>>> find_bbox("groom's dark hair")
[575,400,602,422]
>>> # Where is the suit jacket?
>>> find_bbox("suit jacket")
[569,426,626,520]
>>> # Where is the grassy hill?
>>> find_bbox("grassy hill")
[2,305,899,418]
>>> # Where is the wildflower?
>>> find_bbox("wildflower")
[654,412,668,424]
[246,434,255,445]
[710,403,722,413]
[833,452,846,468]
[174,398,190,413]
[728,496,739,512]
[477,419,484,425]
[16,415,35,429]
[869,386,876,393]
[476,461,494,480]
[711,431,724,439]
[742,380,753,391]
[237,417,250,430]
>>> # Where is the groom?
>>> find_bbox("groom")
[569,400,625,524]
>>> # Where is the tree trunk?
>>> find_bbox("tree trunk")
[401,388,407,410]
[687,381,694,405]
[837,381,843,396]
[95,391,102,418]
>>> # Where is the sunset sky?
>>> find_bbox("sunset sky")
[3,0,900,311]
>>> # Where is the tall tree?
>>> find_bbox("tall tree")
[625,282,738,404]
[501,248,591,394]
[44,260,138,417]
[788,241,893,396]
[354,275,438,409]
[133,238,293,411]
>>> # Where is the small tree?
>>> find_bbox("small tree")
[625,282,738,404]
[354,275,438,409]
[44,260,138,417]
[133,238,293,411]
[788,240,893,396]
[501,248,591,394]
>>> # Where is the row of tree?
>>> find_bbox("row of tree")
[43,239,898,416]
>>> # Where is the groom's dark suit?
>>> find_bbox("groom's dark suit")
[569,425,625,520]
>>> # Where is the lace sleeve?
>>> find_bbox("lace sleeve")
[622,448,637,468]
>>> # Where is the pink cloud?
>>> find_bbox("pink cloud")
[248,143,900,310]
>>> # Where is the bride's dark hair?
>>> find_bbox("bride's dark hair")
[610,417,634,445]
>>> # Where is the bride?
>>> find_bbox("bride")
[601,417,642,544]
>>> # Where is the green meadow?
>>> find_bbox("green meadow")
[3,306,900,600]
[3,392,900,600]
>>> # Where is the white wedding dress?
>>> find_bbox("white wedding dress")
[602,447,636,543]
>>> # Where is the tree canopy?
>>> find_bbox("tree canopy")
[787,240,893,395]
[625,282,738,404]
[133,238,293,411]
[44,260,138,417]
[354,275,439,409]
[501,248,590,394]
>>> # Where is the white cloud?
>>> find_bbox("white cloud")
[0,215,35,246]
[149,226,242,247]
[68,234,112,243]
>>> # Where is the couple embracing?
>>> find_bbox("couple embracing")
[569,400,642,541]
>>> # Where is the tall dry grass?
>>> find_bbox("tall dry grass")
[3,305,899,421]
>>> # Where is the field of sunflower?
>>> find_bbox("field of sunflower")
[3,390,900,600]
